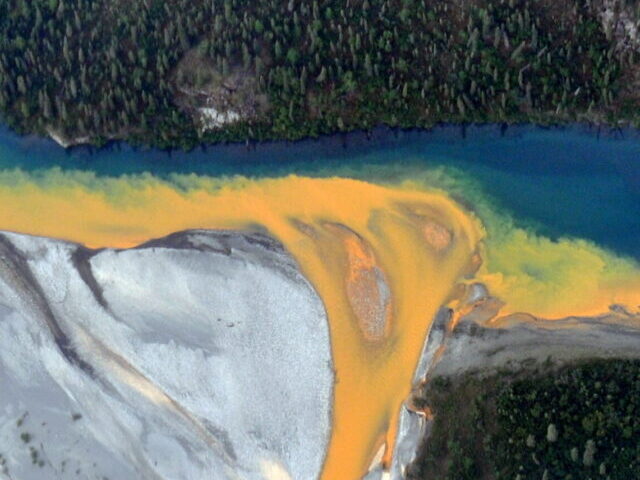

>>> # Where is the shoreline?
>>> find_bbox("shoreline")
[8,121,640,157]
[387,300,640,480]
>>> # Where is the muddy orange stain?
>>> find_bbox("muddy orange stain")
[3,174,640,477]
[0,175,483,479]
[326,224,392,342]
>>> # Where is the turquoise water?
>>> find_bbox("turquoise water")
[1,124,639,259]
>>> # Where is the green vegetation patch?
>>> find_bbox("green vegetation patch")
[408,359,640,480]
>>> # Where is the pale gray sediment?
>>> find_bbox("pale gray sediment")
[3,228,639,480]
[385,308,450,480]
[0,229,333,480]
[384,285,640,480]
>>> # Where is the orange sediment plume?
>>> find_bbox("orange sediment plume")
[3,172,639,478]
[0,174,483,479]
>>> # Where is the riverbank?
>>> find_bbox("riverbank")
[391,296,640,480]
[40,119,640,151]
[407,356,640,480]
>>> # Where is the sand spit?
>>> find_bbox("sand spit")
[383,285,640,480]
[0,230,333,480]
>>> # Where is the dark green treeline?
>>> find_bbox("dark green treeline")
[409,359,640,480]
[1,0,638,148]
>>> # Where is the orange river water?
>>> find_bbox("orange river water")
[1,173,639,479]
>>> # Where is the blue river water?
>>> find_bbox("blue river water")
[1,124,639,259]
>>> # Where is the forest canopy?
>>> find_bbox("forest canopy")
[0,0,639,148]
[409,359,640,480]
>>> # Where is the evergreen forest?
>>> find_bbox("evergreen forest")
[1,0,639,148]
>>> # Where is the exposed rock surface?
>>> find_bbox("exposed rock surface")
[0,230,333,480]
